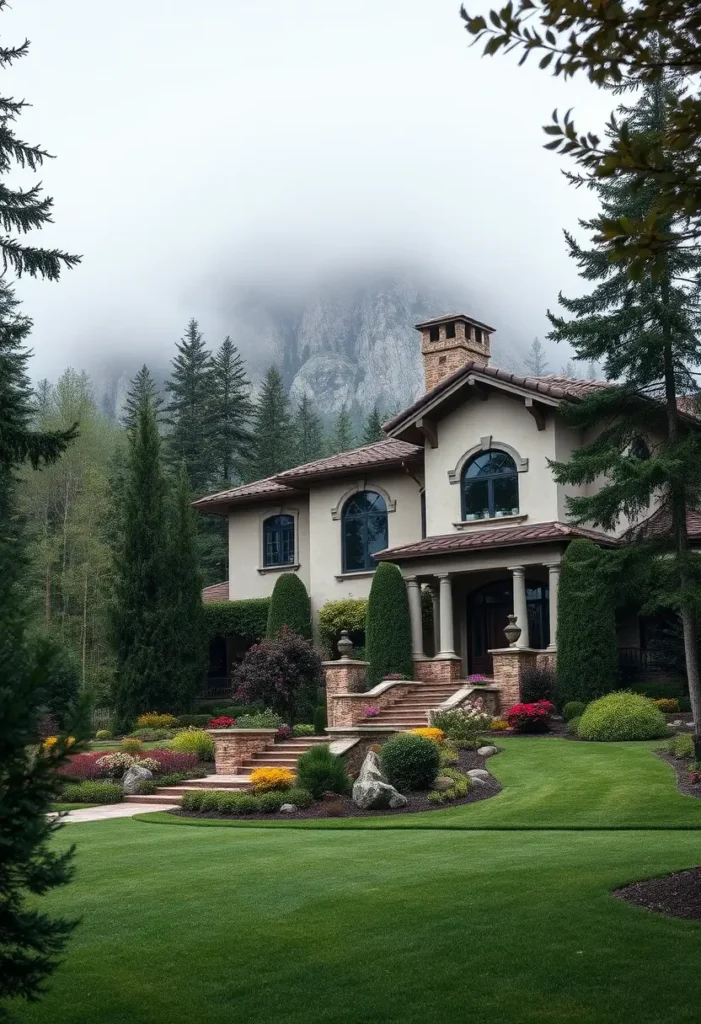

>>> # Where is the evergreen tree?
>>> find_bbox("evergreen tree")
[361,407,384,445]
[122,365,162,431]
[524,337,549,376]
[165,318,214,491]
[162,466,207,711]
[110,376,171,729]
[560,360,576,377]
[210,336,252,484]
[266,573,312,640]
[330,405,355,455]
[365,562,414,687]
[246,367,291,480]
[547,77,701,752]
[292,394,324,466]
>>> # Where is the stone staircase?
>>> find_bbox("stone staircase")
[367,682,464,728]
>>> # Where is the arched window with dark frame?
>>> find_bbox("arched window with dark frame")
[263,514,295,567]
[461,450,519,521]
[341,491,388,572]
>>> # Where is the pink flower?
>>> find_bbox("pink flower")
[364,707,380,718]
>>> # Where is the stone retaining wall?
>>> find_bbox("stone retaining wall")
[207,729,278,775]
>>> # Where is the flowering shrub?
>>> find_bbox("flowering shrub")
[689,768,701,786]
[467,674,487,684]
[364,706,380,718]
[432,699,492,747]
[95,753,160,777]
[207,716,237,728]
[136,713,178,729]
[120,738,144,755]
[43,736,76,751]
[147,750,198,775]
[61,748,197,780]
[275,725,293,742]
[490,719,510,732]
[249,766,295,792]
[233,631,323,720]
[410,727,445,745]
[506,700,554,733]
[654,698,680,714]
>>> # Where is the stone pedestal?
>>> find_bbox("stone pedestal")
[323,658,369,728]
[489,648,538,712]
[413,657,463,684]
[207,729,278,775]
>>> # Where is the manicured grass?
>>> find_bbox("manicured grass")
[140,737,701,830]
[12,820,701,1024]
[51,803,92,811]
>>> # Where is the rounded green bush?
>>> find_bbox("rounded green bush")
[180,791,204,812]
[62,781,123,804]
[563,701,586,722]
[380,733,441,792]
[566,715,582,737]
[258,790,285,813]
[293,723,315,737]
[577,691,668,742]
[170,729,215,761]
[95,729,112,741]
[296,744,350,798]
[285,786,313,809]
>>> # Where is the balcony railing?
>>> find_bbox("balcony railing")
[618,647,664,680]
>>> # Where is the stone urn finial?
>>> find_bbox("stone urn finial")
[337,630,354,661]
[503,614,522,648]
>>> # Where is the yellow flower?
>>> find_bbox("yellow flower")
[410,727,445,745]
[490,719,510,732]
[249,767,295,793]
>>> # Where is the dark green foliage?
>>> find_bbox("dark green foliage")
[566,716,582,737]
[122,365,162,431]
[136,780,158,795]
[246,367,291,481]
[266,573,311,640]
[210,336,252,485]
[284,786,313,809]
[556,540,618,707]
[293,724,315,737]
[203,598,270,645]
[295,744,350,798]
[521,666,556,705]
[330,405,355,455]
[31,639,80,729]
[365,562,414,687]
[206,704,262,719]
[258,790,286,813]
[180,790,262,815]
[176,714,212,728]
[313,705,327,735]
[577,691,668,741]
[292,394,325,466]
[380,733,440,792]
[165,319,215,492]
[563,701,587,722]
[361,407,384,445]
[60,781,123,804]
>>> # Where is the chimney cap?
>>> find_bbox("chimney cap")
[414,312,496,334]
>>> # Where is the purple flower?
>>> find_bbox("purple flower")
[364,707,380,718]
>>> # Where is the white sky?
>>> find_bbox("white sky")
[6,0,615,378]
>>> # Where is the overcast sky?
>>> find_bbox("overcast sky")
[7,0,614,380]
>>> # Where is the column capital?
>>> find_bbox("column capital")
[507,564,526,575]
[543,561,561,570]
[435,572,451,581]
[405,575,419,585]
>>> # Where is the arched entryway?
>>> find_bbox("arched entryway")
[467,579,549,675]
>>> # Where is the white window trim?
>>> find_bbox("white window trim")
[257,506,300,574]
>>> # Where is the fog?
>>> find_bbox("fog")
[7,0,615,381]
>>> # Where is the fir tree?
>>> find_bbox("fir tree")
[246,367,291,480]
[122,365,162,431]
[560,360,575,377]
[547,76,701,751]
[210,336,252,485]
[330,405,355,455]
[162,466,207,711]
[524,337,549,376]
[292,394,324,466]
[165,318,214,492]
[361,407,384,445]
[110,376,170,729]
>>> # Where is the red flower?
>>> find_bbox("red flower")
[505,700,554,734]
[207,716,236,728]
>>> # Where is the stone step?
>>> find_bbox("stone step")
[155,783,251,796]
[124,793,182,805]
[247,753,301,764]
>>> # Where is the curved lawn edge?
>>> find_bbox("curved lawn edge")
[131,737,701,831]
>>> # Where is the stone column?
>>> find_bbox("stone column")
[436,573,457,659]
[430,585,441,657]
[508,565,530,648]
[406,576,426,661]
[545,562,560,650]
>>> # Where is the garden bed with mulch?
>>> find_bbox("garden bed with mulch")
[657,749,701,800]
[614,867,701,919]
[169,748,501,821]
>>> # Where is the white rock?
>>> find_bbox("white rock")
[122,765,153,794]
[467,769,490,780]
[431,776,455,792]
[279,803,297,813]
[352,751,408,810]
[477,745,498,756]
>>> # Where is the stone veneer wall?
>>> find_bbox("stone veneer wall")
[413,659,462,684]
[329,685,417,728]
[489,649,538,712]
[208,729,278,775]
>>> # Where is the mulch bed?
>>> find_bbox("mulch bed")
[656,750,701,801]
[169,748,501,821]
[614,868,701,920]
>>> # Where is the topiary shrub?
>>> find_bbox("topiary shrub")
[61,781,123,804]
[170,729,215,761]
[365,562,414,687]
[266,573,312,640]
[577,691,668,742]
[317,598,368,657]
[296,744,350,798]
[556,539,618,707]
[380,733,440,792]
[313,705,327,735]
[563,701,587,722]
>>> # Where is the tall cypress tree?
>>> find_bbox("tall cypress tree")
[122,365,162,431]
[210,336,252,485]
[165,318,214,491]
[246,367,291,480]
[361,407,384,445]
[330,405,355,454]
[292,394,324,466]
[110,377,170,728]
[548,76,701,751]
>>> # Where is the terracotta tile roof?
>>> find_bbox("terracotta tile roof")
[374,521,619,561]
[626,505,701,543]
[273,439,422,484]
[192,477,300,513]
[415,312,496,332]
[202,581,229,603]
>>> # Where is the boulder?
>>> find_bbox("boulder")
[467,769,490,780]
[122,765,153,794]
[431,776,455,792]
[279,803,297,813]
[352,750,408,810]
[477,745,498,756]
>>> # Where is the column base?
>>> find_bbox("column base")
[414,658,462,684]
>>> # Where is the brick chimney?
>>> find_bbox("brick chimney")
[416,313,494,392]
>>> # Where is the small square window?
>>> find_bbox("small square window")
[429,325,440,342]
[474,327,483,345]
[445,322,456,339]
[439,355,447,365]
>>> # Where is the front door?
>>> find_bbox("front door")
[467,579,549,676]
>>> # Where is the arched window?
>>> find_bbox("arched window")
[461,450,519,520]
[342,491,388,572]
[263,514,295,567]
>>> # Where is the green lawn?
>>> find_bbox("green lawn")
[12,739,701,1024]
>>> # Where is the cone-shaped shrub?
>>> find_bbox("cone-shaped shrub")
[365,562,414,687]
[556,538,618,708]
[266,573,312,640]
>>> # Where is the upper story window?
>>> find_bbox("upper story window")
[461,450,519,520]
[631,436,651,460]
[263,514,295,567]
[342,491,388,572]
[445,322,456,339]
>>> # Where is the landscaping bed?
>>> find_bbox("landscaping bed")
[614,867,701,920]
[170,748,501,821]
